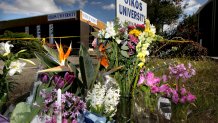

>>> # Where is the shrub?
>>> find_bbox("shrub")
[150,40,207,59]
[0,31,44,58]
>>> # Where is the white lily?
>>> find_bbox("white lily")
[8,60,26,76]
[0,41,13,56]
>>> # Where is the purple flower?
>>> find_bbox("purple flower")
[187,93,196,103]
[53,75,65,88]
[159,84,169,93]
[151,86,159,93]
[180,96,187,104]
[145,72,160,86]
[180,88,187,95]
[64,72,75,84]
[171,89,179,104]
[172,95,179,104]
[39,73,49,83]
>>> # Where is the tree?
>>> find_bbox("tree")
[142,0,183,34]
[166,14,199,41]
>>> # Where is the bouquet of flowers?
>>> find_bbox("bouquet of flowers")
[91,19,162,122]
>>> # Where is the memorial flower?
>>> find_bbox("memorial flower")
[86,75,120,118]
[138,63,197,104]
[8,60,26,76]
[0,41,13,56]
[37,89,86,123]
[55,42,72,66]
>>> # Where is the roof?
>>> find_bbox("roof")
[0,10,105,30]
[196,0,213,15]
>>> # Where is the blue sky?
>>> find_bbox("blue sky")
[0,0,207,23]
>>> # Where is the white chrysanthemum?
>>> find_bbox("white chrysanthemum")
[105,22,116,39]
[86,82,106,108]
[8,60,26,76]
[0,41,13,56]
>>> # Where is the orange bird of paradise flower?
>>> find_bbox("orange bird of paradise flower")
[38,42,72,73]
[98,43,109,68]
[55,41,72,66]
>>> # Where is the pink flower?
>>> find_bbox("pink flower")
[135,24,145,30]
[145,72,160,86]
[187,93,196,103]
[72,119,77,123]
[162,75,167,82]
[138,73,145,86]
[92,38,97,48]
[62,119,68,123]
[151,86,159,93]
[129,34,138,44]
[128,25,135,30]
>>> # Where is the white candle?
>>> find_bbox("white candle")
[57,89,62,123]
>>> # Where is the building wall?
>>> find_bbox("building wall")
[198,0,217,56]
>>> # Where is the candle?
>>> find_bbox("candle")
[57,89,62,123]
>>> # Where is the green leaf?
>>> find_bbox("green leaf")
[19,58,36,65]
[43,45,59,61]
[37,66,70,73]
[121,50,129,58]
[121,45,129,50]
[0,93,7,111]
[10,102,31,123]
[91,32,99,38]
[79,45,96,93]
[34,52,59,68]
[17,49,27,54]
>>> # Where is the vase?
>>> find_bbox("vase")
[115,95,132,123]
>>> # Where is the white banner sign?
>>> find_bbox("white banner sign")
[49,24,54,44]
[116,0,147,24]
[48,11,76,21]
[36,25,41,39]
[81,11,98,25]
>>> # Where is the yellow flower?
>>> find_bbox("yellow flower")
[145,19,151,32]
[138,62,145,68]
[129,29,142,37]
[137,52,145,59]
